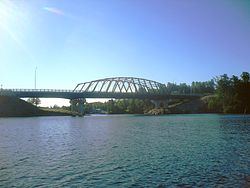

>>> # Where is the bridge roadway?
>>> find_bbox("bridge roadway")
[0,88,203,100]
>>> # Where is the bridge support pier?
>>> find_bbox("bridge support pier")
[151,100,169,109]
[70,98,86,116]
[78,98,85,116]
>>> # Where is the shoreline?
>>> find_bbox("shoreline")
[1,111,249,118]
[1,96,249,118]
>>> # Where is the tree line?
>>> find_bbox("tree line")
[84,99,154,114]
[165,79,215,94]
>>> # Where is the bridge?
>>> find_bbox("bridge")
[0,77,204,115]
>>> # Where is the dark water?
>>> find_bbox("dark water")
[0,114,249,187]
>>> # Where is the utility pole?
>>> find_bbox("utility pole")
[35,67,37,89]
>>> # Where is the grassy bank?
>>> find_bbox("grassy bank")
[0,96,72,117]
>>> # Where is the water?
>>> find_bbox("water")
[0,114,249,187]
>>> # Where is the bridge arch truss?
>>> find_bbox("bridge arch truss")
[73,77,167,95]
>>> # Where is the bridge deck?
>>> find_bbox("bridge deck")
[0,89,204,100]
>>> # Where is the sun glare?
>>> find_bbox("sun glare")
[0,0,32,56]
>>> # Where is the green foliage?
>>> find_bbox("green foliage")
[191,80,215,94]
[209,72,250,113]
[27,98,41,106]
[241,72,250,83]
[207,95,222,112]
[85,99,154,114]
[166,80,215,94]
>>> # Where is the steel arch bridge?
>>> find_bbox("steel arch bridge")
[0,77,202,100]
[74,77,167,94]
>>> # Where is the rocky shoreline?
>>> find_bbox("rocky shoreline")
[145,96,216,115]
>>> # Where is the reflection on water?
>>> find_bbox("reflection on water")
[0,114,249,187]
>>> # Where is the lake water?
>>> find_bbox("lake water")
[0,114,249,187]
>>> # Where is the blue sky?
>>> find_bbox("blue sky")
[0,0,249,106]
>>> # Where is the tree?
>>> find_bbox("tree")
[241,72,250,83]
[239,72,250,113]
[27,98,41,106]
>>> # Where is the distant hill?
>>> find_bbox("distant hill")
[0,96,71,117]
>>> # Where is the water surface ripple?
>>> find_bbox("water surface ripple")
[0,114,249,187]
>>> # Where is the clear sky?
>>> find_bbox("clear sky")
[0,0,249,106]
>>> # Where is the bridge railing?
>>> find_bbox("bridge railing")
[8,89,75,93]
[3,88,164,94]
